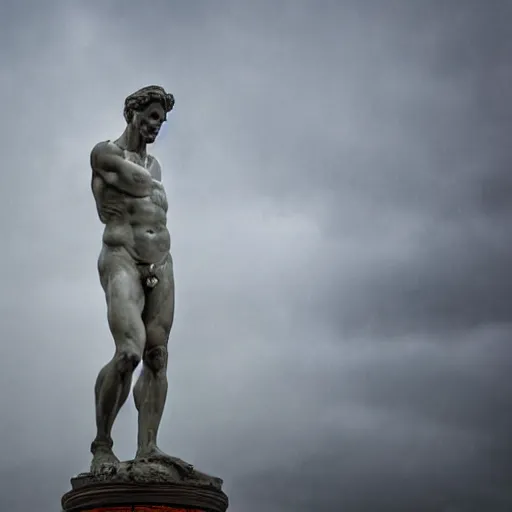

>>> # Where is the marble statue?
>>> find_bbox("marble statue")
[89,85,189,474]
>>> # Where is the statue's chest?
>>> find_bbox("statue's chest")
[124,151,158,176]
[124,151,147,167]
[151,181,168,211]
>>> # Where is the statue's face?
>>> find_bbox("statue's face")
[134,101,167,144]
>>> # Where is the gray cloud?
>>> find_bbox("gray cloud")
[1,1,511,511]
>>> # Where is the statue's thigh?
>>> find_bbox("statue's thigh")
[100,251,146,349]
[143,254,175,349]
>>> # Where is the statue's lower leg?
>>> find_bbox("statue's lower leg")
[133,346,194,476]
[91,355,136,472]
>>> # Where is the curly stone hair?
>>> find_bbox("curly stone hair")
[123,85,175,123]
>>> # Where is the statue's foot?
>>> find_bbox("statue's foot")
[135,445,194,476]
[90,448,120,475]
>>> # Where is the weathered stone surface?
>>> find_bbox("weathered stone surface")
[72,456,223,490]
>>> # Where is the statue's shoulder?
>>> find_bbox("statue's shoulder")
[90,140,122,169]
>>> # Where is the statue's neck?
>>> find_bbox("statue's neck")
[115,124,146,157]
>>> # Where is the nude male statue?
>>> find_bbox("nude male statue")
[89,85,187,473]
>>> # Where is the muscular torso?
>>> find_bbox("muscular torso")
[91,142,171,264]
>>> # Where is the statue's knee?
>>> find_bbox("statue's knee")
[144,345,168,372]
[146,324,169,346]
[115,349,141,373]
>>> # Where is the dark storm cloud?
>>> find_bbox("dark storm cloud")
[281,0,512,339]
[1,1,511,511]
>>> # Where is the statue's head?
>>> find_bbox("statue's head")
[124,85,175,144]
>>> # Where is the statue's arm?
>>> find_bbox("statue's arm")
[90,142,152,197]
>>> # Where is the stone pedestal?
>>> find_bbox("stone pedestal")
[61,458,228,512]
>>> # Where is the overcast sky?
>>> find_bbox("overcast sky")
[1,1,511,511]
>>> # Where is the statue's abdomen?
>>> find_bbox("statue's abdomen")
[129,198,170,263]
